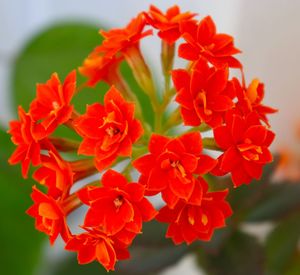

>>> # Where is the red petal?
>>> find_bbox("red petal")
[179,132,202,155]
[101,169,127,188]
[149,134,170,155]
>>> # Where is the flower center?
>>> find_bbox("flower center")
[113,195,123,209]
[170,160,187,178]
[196,91,212,116]
[105,126,120,137]
[52,101,60,110]
[237,138,262,161]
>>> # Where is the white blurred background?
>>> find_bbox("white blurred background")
[1,0,300,274]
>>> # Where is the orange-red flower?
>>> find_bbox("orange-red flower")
[97,13,152,58]
[235,78,277,126]
[179,16,242,68]
[29,70,76,135]
[79,52,123,87]
[144,5,196,44]
[8,106,46,178]
[156,178,232,244]
[133,132,217,208]
[33,150,73,199]
[78,169,157,235]
[213,112,275,187]
[74,86,143,171]
[26,186,70,244]
[65,228,129,271]
[172,58,236,128]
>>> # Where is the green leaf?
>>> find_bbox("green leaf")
[0,128,45,275]
[265,213,300,275]
[197,231,265,275]
[285,252,300,275]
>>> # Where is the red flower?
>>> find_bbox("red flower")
[98,13,152,58]
[74,86,143,171]
[8,106,46,178]
[33,150,73,199]
[172,58,236,128]
[26,186,70,244]
[235,78,277,126]
[79,52,123,87]
[30,70,76,135]
[213,112,275,187]
[78,169,157,235]
[179,16,242,68]
[156,178,232,244]
[65,228,129,271]
[144,5,196,44]
[133,132,217,208]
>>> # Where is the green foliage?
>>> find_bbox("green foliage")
[265,213,300,275]
[0,128,44,275]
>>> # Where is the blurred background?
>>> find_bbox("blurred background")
[1,1,300,275]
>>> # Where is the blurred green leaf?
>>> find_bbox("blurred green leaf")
[197,231,265,275]
[285,253,300,275]
[0,128,45,275]
[265,213,300,275]
[12,22,107,113]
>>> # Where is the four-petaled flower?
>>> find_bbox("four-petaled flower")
[8,106,46,178]
[26,186,70,244]
[78,169,157,235]
[172,58,236,128]
[144,5,196,44]
[74,86,143,171]
[213,112,275,187]
[33,150,73,199]
[235,78,278,126]
[133,132,217,208]
[97,13,152,58]
[65,228,129,271]
[179,16,242,68]
[30,70,76,135]
[157,177,232,244]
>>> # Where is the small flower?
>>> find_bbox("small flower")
[179,16,242,68]
[74,86,143,171]
[144,5,196,44]
[33,150,73,199]
[79,52,123,87]
[156,178,232,244]
[172,58,236,128]
[213,112,275,187]
[30,70,76,135]
[8,106,46,178]
[133,132,217,208]
[26,186,70,244]
[235,78,277,126]
[98,13,152,58]
[65,228,129,271]
[78,169,157,235]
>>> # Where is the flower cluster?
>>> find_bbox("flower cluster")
[8,5,276,271]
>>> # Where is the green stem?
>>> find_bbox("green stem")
[49,136,80,152]
[202,138,222,151]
